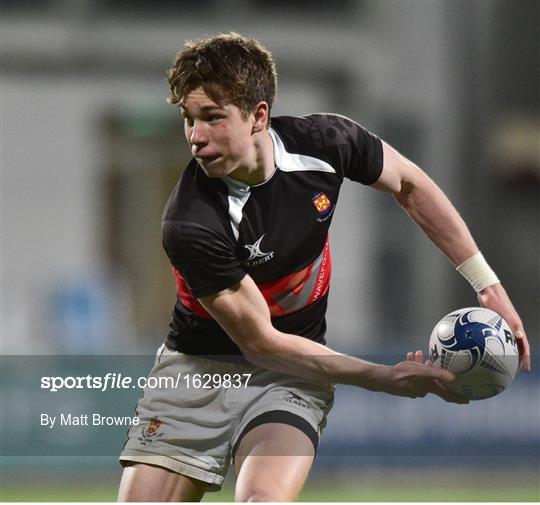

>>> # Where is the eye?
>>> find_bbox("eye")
[206,115,223,123]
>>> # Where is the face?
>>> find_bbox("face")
[180,87,255,178]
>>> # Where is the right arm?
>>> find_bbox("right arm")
[199,274,468,403]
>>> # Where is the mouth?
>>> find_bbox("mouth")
[196,155,221,167]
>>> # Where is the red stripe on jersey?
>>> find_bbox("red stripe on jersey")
[173,237,332,319]
[308,238,332,304]
[258,237,331,316]
[173,267,213,319]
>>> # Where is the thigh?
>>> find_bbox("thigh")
[118,462,207,502]
[119,350,237,491]
[234,423,315,502]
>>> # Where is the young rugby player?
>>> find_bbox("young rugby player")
[118,33,530,502]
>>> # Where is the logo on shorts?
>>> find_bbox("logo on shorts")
[283,392,311,410]
[139,417,164,445]
[243,234,275,267]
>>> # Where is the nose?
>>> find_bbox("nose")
[188,120,208,151]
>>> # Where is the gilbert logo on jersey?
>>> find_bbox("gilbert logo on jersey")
[243,234,275,267]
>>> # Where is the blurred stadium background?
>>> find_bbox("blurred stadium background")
[2,0,539,501]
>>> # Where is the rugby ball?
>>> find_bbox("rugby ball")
[428,307,519,400]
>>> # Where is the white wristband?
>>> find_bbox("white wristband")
[456,252,500,292]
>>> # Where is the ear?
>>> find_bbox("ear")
[251,101,270,133]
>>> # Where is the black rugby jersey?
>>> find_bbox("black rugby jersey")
[162,113,383,355]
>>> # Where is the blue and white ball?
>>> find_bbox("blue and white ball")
[429,307,519,400]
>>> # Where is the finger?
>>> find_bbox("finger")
[514,330,531,372]
[416,366,455,383]
[412,376,465,403]
[429,380,469,404]
[407,352,414,362]
[415,350,423,364]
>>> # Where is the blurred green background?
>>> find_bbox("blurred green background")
[2,461,538,501]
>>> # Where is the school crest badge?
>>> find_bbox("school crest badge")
[312,192,332,214]
[139,417,164,445]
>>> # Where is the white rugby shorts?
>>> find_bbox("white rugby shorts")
[119,345,335,491]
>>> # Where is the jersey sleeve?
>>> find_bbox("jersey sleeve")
[308,113,384,185]
[162,220,246,298]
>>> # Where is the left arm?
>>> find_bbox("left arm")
[372,141,531,371]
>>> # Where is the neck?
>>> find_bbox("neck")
[228,129,275,185]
